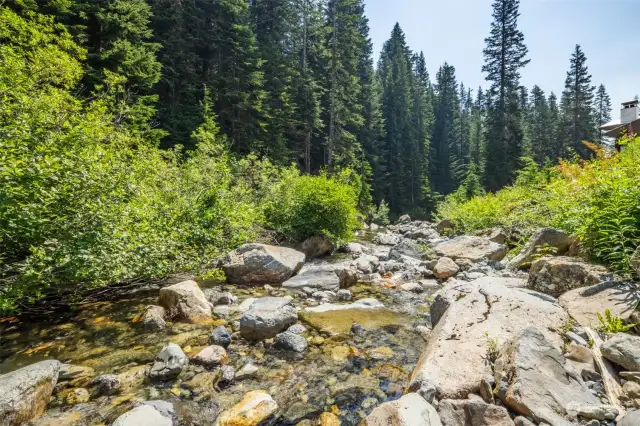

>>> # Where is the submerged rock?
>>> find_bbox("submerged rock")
[239,297,298,341]
[0,360,60,425]
[507,228,572,270]
[433,236,507,262]
[141,305,167,330]
[210,325,232,348]
[364,393,441,426]
[222,243,305,284]
[301,300,407,335]
[150,343,188,381]
[158,280,211,323]
[193,345,228,367]
[528,256,612,297]
[214,390,278,426]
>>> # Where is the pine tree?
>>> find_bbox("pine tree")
[528,85,551,165]
[561,44,595,158]
[594,84,612,143]
[547,91,563,161]
[469,87,485,171]
[482,0,530,191]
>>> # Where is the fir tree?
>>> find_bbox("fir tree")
[594,83,612,143]
[547,91,563,160]
[482,0,529,191]
[528,85,551,165]
[469,87,485,171]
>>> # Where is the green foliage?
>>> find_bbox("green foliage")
[367,200,391,226]
[438,136,640,276]
[597,309,638,334]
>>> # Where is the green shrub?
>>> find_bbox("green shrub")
[597,308,638,334]
[367,200,391,225]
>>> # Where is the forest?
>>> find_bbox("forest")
[0,0,621,312]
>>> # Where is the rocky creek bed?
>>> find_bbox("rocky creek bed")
[2,220,640,426]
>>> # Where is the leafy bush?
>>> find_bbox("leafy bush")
[438,138,640,276]
[597,308,638,334]
[366,200,391,225]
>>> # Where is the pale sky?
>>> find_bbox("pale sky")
[366,0,640,118]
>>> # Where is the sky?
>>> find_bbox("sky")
[365,0,640,120]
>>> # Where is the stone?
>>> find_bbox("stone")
[568,404,619,421]
[222,243,305,284]
[236,364,259,380]
[479,375,495,404]
[150,343,188,381]
[214,390,278,426]
[494,327,599,426]
[409,278,568,399]
[139,401,176,424]
[559,281,637,327]
[336,289,352,301]
[282,266,340,292]
[482,228,507,245]
[397,214,412,224]
[193,345,228,367]
[390,239,432,261]
[619,410,640,426]
[210,326,232,348]
[301,235,333,259]
[57,364,95,386]
[363,393,441,426]
[287,324,307,334]
[370,223,380,230]
[528,256,612,297]
[301,302,407,335]
[438,398,514,426]
[113,404,172,426]
[158,280,211,323]
[141,305,167,330]
[212,292,238,306]
[94,374,120,395]
[433,257,460,279]
[336,267,358,289]
[624,380,640,399]
[352,255,380,274]
[602,333,640,371]
[400,282,423,293]
[235,298,258,314]
[507,228,572,270]
[319,412,341,426]
[218,366,235,388]
[304,298,384,313]
[239,297,298,341]
[340,242,366,254]
[409,228,439,240]
[565,331,588,346]
[564,342,594,365]
[373,233,400,246]
[433,236,507,262]
[621,371,640,382]
[513,417,535,426]
[435,219,453,233]
[274,331,308,353]
[212,306,230,319]
[0,360,60,425]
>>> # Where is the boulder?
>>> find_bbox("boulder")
[94,374,120,395]
[214,390,278,426]
[352,255,380,274]
[301,235,334,259]
[193,345,228,367]
[336,267,358,289]
[364,393,441,426]
[274,331,308,353]
[397,214,412,224]
[141,305,166,330]
[435,219,453,234]
[339,242,366,254]
[222,244,305,284]
[409,228,439,240]
[158,280,211,323]
[113,404,172,426]
[390,239,432,262]
[239,297,298,341]
[373,233,400,246]
[494,327,599,426]
[438,398,514,426]
[558,281,637,327]
[507,228,572,270]
[150,343,188,381]
[481,228,507,245]
[433,236,507,262]
[409,278,568,399]
[601,333,640,371]
[433,257,459,279]
[528,256,612,297]
[282,266,340,292]
[618,409,640,426]
[0,360,60,425]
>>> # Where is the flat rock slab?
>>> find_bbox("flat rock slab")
[433,236,507,262]
[223,244,305,284]
[0,360,60,425]
[409,278,568,399]
[559,282,638,327]
[239,297,298,341]
[282,266,340,292]
[494,327,599,426]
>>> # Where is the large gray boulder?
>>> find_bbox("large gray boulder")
[558,281,637,327]
[352,255,380,274]
[141,305,166,330]
[364,393,441,426]
[389,239,432,262]
[158,280,211,323]
[438,398,514,426]
[301,235,333,259]
[150,344,188,381]
[282,266,340,292]
[113,404,172,426]
[222,244,305,284]
[0,360,60,425]
[433,236,507,262]
[409,278,568,399]
[528,256,612,297]
[239,297,298,341]
[601,333,640,371]
[507,228,572,270]
[373,233,400,246]
[494,327,599,426]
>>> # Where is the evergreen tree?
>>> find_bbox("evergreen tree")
[547,91,563,161]
[594,83,612,143]
[528,85,551,165]
[469,87,485,171]
[482,0,529,191]
[561,44,595,158]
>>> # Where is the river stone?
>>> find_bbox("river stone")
[214,390,278,426]
[438,398,514,426]
[409,278,568,399]
[301,235,334,259]
[139,401,177,424]
[373,233,400,246]
[0,360,60,425]
[507,228,572,270]
[389,238,433,262]
[528,257,612,297]
[601,333,640,371]
[94,374,120,395]
[287,324,307,334]
[210,325,231,348]
[397,214,411,224]
[193,345,228,367]
[158,280,211,323]
[363,393,441,426]
[353,255,380,274]
[301,301,407,335]
[558,281,637,327]
[433,236,507,262]
[236,364,259,380]
[304,298,384,313]
[150,343,188,381]
[340,242,366,254]
[494,327,599,426]
[141,305,167,330]
[282,266,340,292]
[619,410,640,426]
[239,297,298,341]
[409,228,439,240]
[436,219,453,233]
[433,257,459,279]
[274,331,308,353]
[222,243,305,284]
[113,404,172,426]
